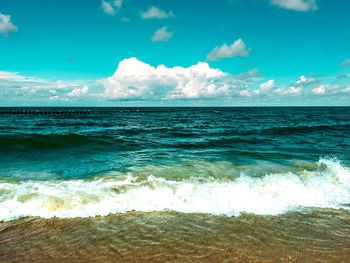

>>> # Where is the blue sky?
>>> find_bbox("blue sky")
[0,0,349,106]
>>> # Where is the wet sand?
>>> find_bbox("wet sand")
[1,209,350,262]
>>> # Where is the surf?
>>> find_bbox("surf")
[0,158,349,222]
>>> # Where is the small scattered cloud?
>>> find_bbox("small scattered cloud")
[151,26,174,42]
[0,13,18,36]
[340,58,350,68]
[101,0,123,15]
[270,0,318,12]
[140,6,175,20]
[206,39,250,61]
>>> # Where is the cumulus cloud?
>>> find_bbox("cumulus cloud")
[253,80,304,97]
[0,13,18,36]
[101,0,123,15]
[312,85,327,95]
[252,80,275,96]
[270,0,318,11]
[151,26,174,42]
[340,59,350,68]
[260,79,275,90]
[67,86,89,98]
[239,90,251,97]
[238,79,305,98]
[100,57,238,99]
[100,58,346,102]
[0,71,91,103]
[140,6,175,19]
[276,86,303,96]
[312,84,339,95]
[2,61,348,105]
[295,75,316,86]
[206,39,250,61]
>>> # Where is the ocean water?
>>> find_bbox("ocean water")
[1,107,350,262]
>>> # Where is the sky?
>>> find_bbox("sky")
[0,0,349,106]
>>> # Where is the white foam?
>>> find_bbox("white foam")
[1,158,350,222]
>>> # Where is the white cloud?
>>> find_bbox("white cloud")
[239,90,251,97]
[0,71,92,103]
[0,71,26,80]
[0,13,18,36]
[312,84,339,95]
[101,0,123,15]
[252,79,275,96]
[270,0,318,11]
[239,79,305,98]
[206,39,250,61]
[296,75,315,86]
[49,95,60,101]
[260,79,275,90]
[276,86,303,96]
[312,85,327,95]
[67,86,89,97]
[151,26,174,42]
[101,58,337,101]
[2,62,348,105]
[140,6,175,20]
[237,69,261,82]
[100,57,236,99]
[340,59,350,68]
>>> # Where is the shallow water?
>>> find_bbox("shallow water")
[1,210,350,262]
[1,107,350,261]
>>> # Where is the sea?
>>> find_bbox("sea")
[0,107,350,262]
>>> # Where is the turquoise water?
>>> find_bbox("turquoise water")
[0,107,350,221]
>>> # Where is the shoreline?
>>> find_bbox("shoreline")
[1,210,350,262]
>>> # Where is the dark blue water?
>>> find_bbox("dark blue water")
[0,107,349,181]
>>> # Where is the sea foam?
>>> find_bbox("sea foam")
[1,158,350,222]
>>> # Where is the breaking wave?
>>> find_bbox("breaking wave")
[1,158,350,222]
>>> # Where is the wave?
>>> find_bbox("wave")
[0,134,128,150]
[258,123,350,136]
[0,158,350,222]
[1,122,348,151]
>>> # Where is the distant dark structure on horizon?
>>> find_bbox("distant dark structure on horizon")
[0,109,90,115]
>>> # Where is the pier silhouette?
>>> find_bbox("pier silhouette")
[0,109,90,115]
